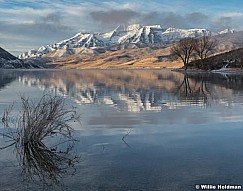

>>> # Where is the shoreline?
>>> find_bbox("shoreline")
[1,65,243,75]
[174,67,243,74]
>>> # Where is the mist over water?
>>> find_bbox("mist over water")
[1,69,243,190]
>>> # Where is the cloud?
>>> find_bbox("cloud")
[90,10,189,29]
[0,12,74,55]
[90,9,164,30]
[210,15,243,31]
[90,9,140,27]
[142,12,161,25]
[217,16,232,29]
[35,13,70,32]
[90,9,214,30]
[39,13,61,23]
[223,12,243,18]
[185,12,209,25]
[0,12,72,38]
[160,12,189,28]
[1,0,243,55]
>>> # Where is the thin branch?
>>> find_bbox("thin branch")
[122,129,132,148]
[0,93,81,187]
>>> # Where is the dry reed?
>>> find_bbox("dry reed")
[0,94,80,186]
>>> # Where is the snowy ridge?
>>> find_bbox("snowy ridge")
[0,47,24,68]
[218,28,236,35]
[19,24,236,59]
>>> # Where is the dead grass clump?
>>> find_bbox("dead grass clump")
[0,94,80,186]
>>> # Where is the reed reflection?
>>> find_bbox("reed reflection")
[0,94,80,187]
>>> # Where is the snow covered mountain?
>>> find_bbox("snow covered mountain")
[0,47,46,69]
[0,47,25,68]
[19,24,235,59]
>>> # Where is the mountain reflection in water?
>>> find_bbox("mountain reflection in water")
[17,70,243,112]
[1,69,243,191]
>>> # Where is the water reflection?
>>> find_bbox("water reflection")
[0,94,80,188]
[1,70,243,190]
[176,74,211,106]
[15,70,243,112]
[0,70,18,90]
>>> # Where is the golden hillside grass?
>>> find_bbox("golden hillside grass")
[47,46,184,69]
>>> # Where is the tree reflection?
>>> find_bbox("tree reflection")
[15,69,243,112]
[0,94,80,188]
[176,73,212,106]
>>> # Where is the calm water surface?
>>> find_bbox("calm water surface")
[1,69,243,191]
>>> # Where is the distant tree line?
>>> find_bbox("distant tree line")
[171,35,217,70]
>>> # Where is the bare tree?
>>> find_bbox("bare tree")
[171,37,195,70]
[193,35,217,67]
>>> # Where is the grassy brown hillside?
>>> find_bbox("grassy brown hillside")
[188,47,243,70]
[29,31,243,69]
[44,46,183,69]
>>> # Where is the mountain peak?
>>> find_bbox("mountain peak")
[218,28,236,35]
[0,47,17,60]
[127,24,141,31]
[18,24,237,59]
[0,47,25,69]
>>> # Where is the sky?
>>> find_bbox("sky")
[1,0,243,56]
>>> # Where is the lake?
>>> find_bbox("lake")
[1,69,243,191]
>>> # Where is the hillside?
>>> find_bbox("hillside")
[188,47,243,70]
[0,47,47,69]
[47,46,183,69]
[0,47,25,69]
